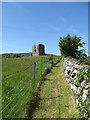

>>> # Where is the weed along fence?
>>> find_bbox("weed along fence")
[1,56,60,118]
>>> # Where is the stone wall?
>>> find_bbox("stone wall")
[63,58,90,118]
[24,53,32,57]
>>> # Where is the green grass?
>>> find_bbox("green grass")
[32,59,80,118]
[2,55,60,118]
[84,57,90,65]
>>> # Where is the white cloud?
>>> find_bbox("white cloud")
[59,16,67,23]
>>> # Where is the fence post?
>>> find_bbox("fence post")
[33,62,36,93]
[46,58,47,67]
[41,57,42,79]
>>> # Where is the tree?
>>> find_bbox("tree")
[59,34,86,58]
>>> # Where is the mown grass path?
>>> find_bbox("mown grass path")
[32,59,80,118]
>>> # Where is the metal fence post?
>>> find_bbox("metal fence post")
[33,62,36,93]
[41,57,42,79]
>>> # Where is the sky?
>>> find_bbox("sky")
[2,2,88,55]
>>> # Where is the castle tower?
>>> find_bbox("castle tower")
[38,44,45,55]
[32,45,38,56]
[32,44,45,56]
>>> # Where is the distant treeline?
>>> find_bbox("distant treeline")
[2,53,24,58]
[2,53,60,59]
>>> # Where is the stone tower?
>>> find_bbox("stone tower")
[32,44,45,56]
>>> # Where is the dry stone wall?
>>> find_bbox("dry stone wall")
[63,58,90,118]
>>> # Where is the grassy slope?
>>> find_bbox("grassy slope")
[32,59,80,118]
[2,55,59,118]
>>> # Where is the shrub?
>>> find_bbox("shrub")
[76,67,90,86]
[59,34,86,59]
[48,55,54,66]
[49,55,53,61]
[13,54,24,58]
[6,54,11,58]
[41,65,52,80]
[76,67,90,118]
[45,66,51,75]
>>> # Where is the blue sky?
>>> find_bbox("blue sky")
[2,2,88,55]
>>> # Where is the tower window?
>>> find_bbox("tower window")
[34,49,36,52]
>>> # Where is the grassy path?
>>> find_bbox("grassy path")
[32,59,80,118]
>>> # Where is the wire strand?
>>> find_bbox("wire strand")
[1,79,32,113]
[6,80,32,118]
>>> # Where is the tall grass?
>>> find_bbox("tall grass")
[2,55,60,118]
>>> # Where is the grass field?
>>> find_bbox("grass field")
[2,55,60,118]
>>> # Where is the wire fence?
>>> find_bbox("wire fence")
[1,56,60,118]
[2,58,41,80]
[1,72,32,101]
[2,65,33,80]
